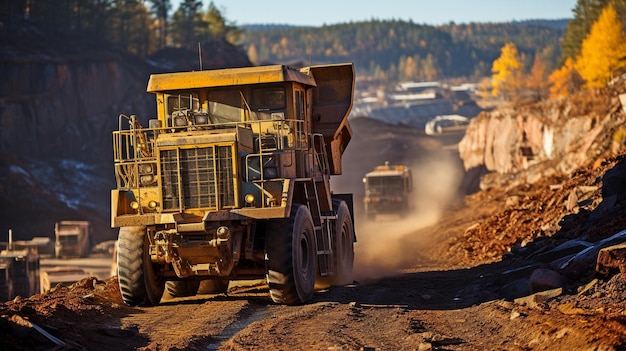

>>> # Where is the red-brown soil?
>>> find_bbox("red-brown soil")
[1,118,625,351]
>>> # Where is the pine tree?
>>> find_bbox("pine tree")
[148,0,171,49]
[170,0,203,48]
[107,0,157,56]
[575,3,626,87]
[491,42,523,100]
[561,0,626,62]
[205,2,225,38]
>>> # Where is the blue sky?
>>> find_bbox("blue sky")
[176,0,577,26]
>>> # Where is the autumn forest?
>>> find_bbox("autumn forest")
[1,0,626,102]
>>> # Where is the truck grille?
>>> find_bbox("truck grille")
[160,145,236,211]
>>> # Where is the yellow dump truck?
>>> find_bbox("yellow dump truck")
[111,63,356,306]
[363,162,413,220]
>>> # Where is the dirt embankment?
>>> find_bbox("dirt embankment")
[1,103,626,349]
[1,41,626,348]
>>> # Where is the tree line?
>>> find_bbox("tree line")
[0,1,567,81]
[242,0,626,101]
[1,0,624,102]
[490,0,626,102]
[0,0,241,56]
[241,20,566,82]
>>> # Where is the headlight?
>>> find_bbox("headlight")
[194,114,208,125]
[245,194,255,204]
[138,163,154,175]
[140,174,155,186]
[173,116,187,126]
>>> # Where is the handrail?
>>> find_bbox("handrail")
[113,118,307,164]
[310,133,329,177]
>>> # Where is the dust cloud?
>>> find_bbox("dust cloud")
[351,152,464,283]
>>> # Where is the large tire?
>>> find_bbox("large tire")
[331,200,355,285]
[197,279,230,294]
[117,226,164,306]
[265,204,316,305]
[317,200,355,287]
[165,280,200,298]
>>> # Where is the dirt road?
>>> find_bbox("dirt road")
[3,210,624,351]
[2,118,625,350]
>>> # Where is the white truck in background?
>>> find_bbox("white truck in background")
[54,221,91,258]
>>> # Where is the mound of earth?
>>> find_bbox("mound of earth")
[1,115,625,350]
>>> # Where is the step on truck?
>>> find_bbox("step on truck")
[111,63,356,306]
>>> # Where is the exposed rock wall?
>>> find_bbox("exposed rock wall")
[0,60,154,162]
[0,29,252,241]
[0,52,155,240]
[458,90,626,190]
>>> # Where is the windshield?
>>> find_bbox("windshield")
[167,94,200,115]
[252,87,285,111]
[365,175,404,196]
[165,87,287,129]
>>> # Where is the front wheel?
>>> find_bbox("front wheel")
[265,204,316,305]
[117,226,164,306]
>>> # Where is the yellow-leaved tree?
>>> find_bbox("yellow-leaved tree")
[548,58,583,99]
[491,42,523,100]
[526,55,550,101]
[575,3,626,88]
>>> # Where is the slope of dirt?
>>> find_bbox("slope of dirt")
[1,115,625,350]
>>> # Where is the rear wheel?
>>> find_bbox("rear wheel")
[331,200,355,285]
[117,226,164,306]
[165,280,200,297]
[265,204,316,305]
[317,199,355,287]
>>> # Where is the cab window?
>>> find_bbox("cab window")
[295,90,304,120]
[252,87,285,111]
[207,89,245,123]
[167,93,200,115]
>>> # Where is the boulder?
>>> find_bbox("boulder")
[528,268,568,292]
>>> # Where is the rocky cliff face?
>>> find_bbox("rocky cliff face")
[459,86,626,191]
[1,59,152,160]
[0,29,251,242]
